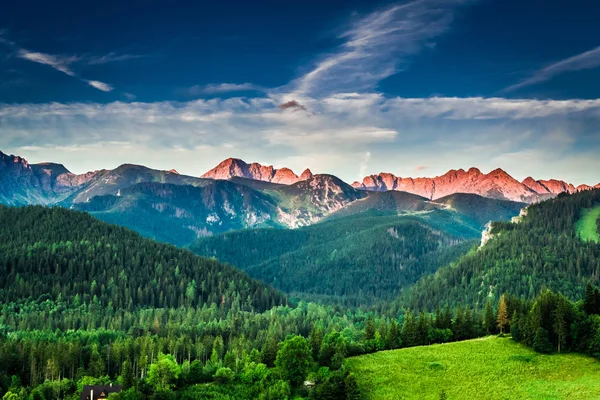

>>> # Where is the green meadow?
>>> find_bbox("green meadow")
[576,206,600,243]
[346,336,600,400]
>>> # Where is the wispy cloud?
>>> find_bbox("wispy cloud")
[288,0,475,97]
[185,83,264,96]
[0,32,127,93]
[86,80,113,92]
[13,47,114,92]
[17,49,79,76]
[503,46,600,92]
[86,52,145,65]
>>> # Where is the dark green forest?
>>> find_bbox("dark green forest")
[192,212,478,305]
[0,206,285,312]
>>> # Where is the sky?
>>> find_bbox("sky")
[1,0,600,185]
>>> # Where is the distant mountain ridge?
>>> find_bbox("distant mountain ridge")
[352,167,598,203]
[1,149,597,245]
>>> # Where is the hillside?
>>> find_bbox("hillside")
[192,211,485,305]
[327,191,525,229]
[346,336,600,400]
[191,193,524,304]
[0,205,286,311]
[74,181,282,246]
[403,189,600,310]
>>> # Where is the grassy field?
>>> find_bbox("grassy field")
[345,336,600,400]
[576,206,600,243]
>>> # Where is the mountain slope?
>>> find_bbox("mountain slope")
[402,189,600,310]
[270,174,367,227]
[74,181,282,246]
[435,193,526,228]
[326,191,526,229]
[62,163,212,204]
[192,211,477,305]
[0,205,286,311]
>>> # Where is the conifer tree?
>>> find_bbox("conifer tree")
[497,294,509,334]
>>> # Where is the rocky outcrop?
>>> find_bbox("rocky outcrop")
[202,158,312,184]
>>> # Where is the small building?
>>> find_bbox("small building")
[81,384,123,400]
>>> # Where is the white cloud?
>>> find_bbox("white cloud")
[382,96,600,119]
[286,0,475,97]
[86,80,114,92]
[504,46,600,92]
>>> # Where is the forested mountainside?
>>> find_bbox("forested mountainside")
[0,205,285,311]
[402,189,600,310]
[74,181,282,246]
[191,192,525,305]
[192,214,472,305]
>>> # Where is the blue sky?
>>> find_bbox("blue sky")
[1,0,600,185]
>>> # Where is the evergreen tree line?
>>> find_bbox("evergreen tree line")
[0,206,286,312]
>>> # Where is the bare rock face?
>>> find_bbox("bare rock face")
[355,167,584,203]
[539,179,577,194]
[202,158,309,184]
[299,168,313,181]
[272,168,299,184]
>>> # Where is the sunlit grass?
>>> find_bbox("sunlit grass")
[346,336,600,400]
[576,206,600,243]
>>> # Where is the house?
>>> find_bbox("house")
[80,384,123,400]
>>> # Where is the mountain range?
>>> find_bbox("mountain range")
[352,168,598,203]
[1,149,597,245]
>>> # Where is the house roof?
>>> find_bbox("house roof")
[80,385,123,400]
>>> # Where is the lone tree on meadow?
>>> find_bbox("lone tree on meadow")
[497,294,509,334]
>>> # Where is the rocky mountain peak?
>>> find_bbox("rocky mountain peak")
[300,168,313,181]
[202,158,310,185]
